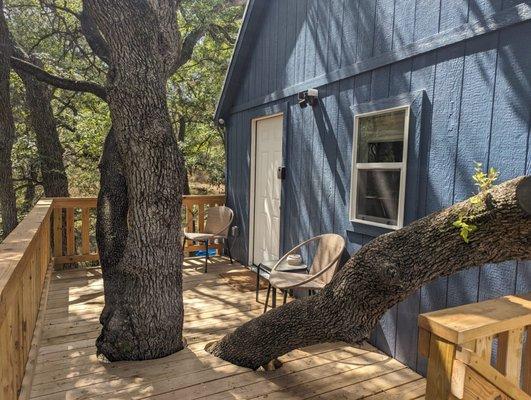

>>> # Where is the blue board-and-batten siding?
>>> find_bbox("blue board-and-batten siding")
[222,0,531,375]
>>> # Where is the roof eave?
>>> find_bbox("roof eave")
[214,0,257,124]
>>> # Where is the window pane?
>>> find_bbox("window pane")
[357,109,406,163]
[356,169,400,225]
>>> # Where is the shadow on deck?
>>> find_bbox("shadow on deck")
[27,257,425,400]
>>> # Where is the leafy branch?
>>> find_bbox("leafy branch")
[454,162,499,243]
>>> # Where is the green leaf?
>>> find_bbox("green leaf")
[460,229,469,243]
[469,195,481,205]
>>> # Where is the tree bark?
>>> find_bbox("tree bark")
[0,0,18,237]
[207,176,531,370]
[18,57,70,198]
[96,128,128,345]
[178,116,190,195]
[21,162,37,214]
[85,0,187,361]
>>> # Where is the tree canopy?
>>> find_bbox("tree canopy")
[0,0,243,236]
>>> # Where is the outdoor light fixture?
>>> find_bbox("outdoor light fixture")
[298,88,319,108]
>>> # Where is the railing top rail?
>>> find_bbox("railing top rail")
[182,194,225,197]
[51,197,98,208]
[418,293,531,344]
[51,195,225,208]
[0,199,53,322]
[182,194,225,201]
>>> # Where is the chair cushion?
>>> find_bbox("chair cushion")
[269,271,325,290]
[184,232,214,241]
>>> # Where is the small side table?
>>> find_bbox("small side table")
[256,260,307,312]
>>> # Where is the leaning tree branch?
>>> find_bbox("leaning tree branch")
[207,176,531,370]
[10,56,107,101]
[79,8,110,64]
[169,0,245,74]
[171,27,204,72]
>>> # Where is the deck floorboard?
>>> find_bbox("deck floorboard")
[28,258,425,399]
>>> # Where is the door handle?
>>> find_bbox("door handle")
[277,166,286,180]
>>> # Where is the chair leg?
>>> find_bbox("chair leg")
[255,265,260,302]
[272,287,277,308]
[204,240,209,273]
[283,290,288,305]
[226,239,233,264]
[264,283,271,313]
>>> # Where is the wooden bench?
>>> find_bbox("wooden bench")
[419,293,531,399]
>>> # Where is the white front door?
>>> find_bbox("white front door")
[251,115,283,265]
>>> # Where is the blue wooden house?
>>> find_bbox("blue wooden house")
[215,0,531,374]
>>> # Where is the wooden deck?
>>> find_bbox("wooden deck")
[27,257,425,400]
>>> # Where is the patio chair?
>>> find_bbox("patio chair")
[183,206,234,273]
[262,233,345,313]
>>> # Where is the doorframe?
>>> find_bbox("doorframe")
[248,110,286,267]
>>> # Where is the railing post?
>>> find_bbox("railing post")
[198,203,205,233]
[500,328,525,385]
[425,334,457,400]
[65,207,75,256]
[81,208,90,255]
[420,294,531,399]
[53,208,62,258]
[475,335,492,361]
[524,326,531,395]
[51,198,98,266]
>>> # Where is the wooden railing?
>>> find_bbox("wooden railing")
[51,195,226,262]
[0,199,53,400]
[182,194,226,256]
[52,198,98,265]
[0,194,225,399]
[419,293,531,400]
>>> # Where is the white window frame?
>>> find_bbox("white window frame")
[349,105,410,230]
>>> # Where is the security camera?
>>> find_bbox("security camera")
[218,118,225,125]
[298,88,319,108]
[307,88,319,98]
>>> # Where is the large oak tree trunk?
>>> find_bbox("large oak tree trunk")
[0,0,18,237]
[85,0,186,361]
[19,61,69,197]
[208,176,531,370]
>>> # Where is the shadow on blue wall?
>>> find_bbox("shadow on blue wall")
[227,0,531,375]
